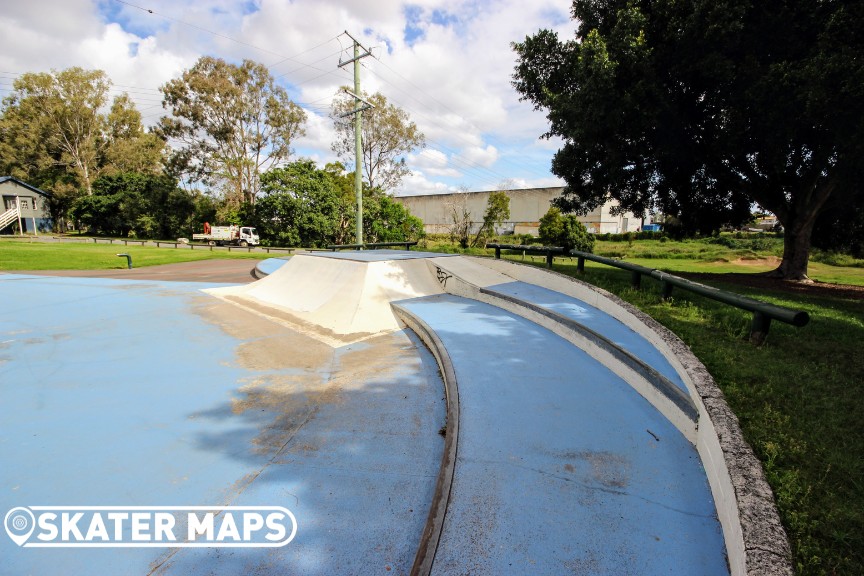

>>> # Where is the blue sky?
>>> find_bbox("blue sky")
[0,0,574,195]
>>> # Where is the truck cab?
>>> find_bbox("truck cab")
[238,227,260,246]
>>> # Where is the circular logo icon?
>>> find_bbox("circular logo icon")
[4,507,35,546]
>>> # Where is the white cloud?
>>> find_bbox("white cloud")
[0,0,572,191]
[457,144,498,168]
[395,170,457,196]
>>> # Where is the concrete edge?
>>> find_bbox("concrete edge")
[391,304,460,576]
[253,261,270,279]
[466,256,793,576]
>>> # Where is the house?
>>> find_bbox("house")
[394,186,643,236]
[0,176,53,234]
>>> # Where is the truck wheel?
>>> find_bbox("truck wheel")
[208,240,216,246]
[240,240,248,247]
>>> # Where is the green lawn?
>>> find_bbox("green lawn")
[0,240,270,270]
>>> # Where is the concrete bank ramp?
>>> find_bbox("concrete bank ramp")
[394,294,728,575]
[205,250,455,346]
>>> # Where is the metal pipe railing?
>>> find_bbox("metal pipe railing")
[488,244,809,343]
[570,250,809,343]
[486,243,565,269]
[326,241,418,251]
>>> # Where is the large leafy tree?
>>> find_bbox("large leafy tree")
[158,57,307,204]
[0,68,166,229]
[331,91,425,192]
[0,68,108,197]
[256,161,350,247]
[363,191,425,244]
[103,94,165,177]
[71,173,193,239]
[513,0,864,280]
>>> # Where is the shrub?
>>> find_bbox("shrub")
[538,206,595,253]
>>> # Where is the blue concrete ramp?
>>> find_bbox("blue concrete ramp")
[394,294,728,574]
[0,274,444,575]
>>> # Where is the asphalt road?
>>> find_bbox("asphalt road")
[2,258,261,283]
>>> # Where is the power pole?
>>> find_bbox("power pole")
[338,32,374,245]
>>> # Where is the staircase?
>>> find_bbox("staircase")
[0,206,20,231]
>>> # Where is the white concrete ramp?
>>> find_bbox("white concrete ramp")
[206,251,454,345]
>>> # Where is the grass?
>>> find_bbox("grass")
[0,240,270,270]
[419,234,864,286]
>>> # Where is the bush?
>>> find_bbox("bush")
[538,206,595,253]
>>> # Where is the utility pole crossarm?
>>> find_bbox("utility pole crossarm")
[337,31,373,68]
[342,89,375,108]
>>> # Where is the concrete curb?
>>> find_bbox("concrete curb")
[391,304,460,576]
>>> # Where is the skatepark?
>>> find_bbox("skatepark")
[1,250,791,575]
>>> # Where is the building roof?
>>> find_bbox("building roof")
[394,186,564,199]
[0,176,53,198]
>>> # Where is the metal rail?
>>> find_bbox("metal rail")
[327,241,418,251]
[488,244,809,343]
[486,243,565,268]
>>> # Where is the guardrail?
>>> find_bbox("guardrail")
[486,243,565,269]
[44,236,294,254]
[488,244,809,343]
[326,241,418,251]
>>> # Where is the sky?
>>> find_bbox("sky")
[0,0,575,196]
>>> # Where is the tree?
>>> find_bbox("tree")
[513,1,864,280]
[444,187,473,249]
[71,173,193,238]
[364,192,425,244]
[0,68,109,196]
[158,57,307,204]
[257,161,349,247]
[472,190,510,247]
[331,91,425,192]
[103,94,165,176]
[538,206,595,253]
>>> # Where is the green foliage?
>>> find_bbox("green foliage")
[158,56,307,203]
[331,91,425,192]
[538,206,595,252]
[512,0,864,279]
[257,161,347,247]
[538,206,565,246]
[237,161,427,248]
[472,191,511,247]
[71,173,193,239]
[364,193,425,244]
[0,67,165,228]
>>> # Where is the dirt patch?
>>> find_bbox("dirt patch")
[729,256,781,267]
[236,335,331,371]
[680,272,864,301]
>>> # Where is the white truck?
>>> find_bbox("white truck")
[192,224,260,247]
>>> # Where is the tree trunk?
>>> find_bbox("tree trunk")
[770,216,816,281]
